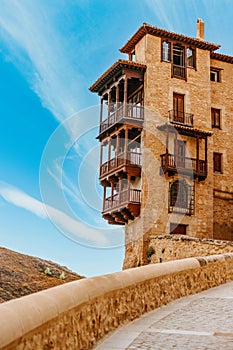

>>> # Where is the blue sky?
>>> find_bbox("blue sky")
[0,0,232,277]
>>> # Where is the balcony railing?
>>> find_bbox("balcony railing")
[99,104,143,134]
[100,151,141,178]
[103,189,141,212]
[172,64,186,79]
[169,110,193,127]
[161,153,207,178]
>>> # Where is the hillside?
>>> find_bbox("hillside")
[0,246,84,303]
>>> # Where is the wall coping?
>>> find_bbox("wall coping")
[1,253,233,349]
[149,234,233,246]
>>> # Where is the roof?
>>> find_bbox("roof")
[89,59,146,93]
[210,52,233,64]
[120,23,220,53]
[158,123,212,138]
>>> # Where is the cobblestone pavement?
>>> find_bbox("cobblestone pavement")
[94,281,233,350]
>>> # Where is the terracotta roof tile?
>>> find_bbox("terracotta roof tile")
[89,59,146,93]
[210,52,233,64]
[158,123,212,137]
[120,23,220,53]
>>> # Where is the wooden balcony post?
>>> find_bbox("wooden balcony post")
[196,135,200,173]
[124,127,128,163]
[118,177,123,204]
[165,130,169,168]
[174,132,177,167]
[111,181,114,207]
[107,91,111,122]
[127,174,131,202]
[124,76,128,117]
[116,132,120,166]
[103,186,107,212]
[108,138,111,172]
[100,98,103,124]
[205,136,208,173]
[100,141,103,166]
[116,84,120,120]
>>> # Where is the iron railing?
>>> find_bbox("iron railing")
[169,109,193,127]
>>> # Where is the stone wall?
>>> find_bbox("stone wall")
[138,34,214,240]
[123,32,233,269]
[1,253,233,350]
[147,235,233,264]
[213,192,233,241]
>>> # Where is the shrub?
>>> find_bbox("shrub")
[59,272,66,280]
[44,267,52,276]
[147,246,155,258]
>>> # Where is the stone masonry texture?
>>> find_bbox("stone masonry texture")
[1,254,233,350]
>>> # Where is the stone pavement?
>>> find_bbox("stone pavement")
[94,281,233,350]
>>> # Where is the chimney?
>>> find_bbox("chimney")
[196,18,204,40]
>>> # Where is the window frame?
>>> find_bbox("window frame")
[170,223,187,235]
[211,108,221,129]
[162,40,171,62]
[210,67,221,82]
[173,44,185,67]
[186,47,195,68]
[161,39,196,75]
[168,180,194,215]
[213,152,222,173]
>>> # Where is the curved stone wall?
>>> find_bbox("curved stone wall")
[1,253,233,349]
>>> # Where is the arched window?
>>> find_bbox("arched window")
[170,180,188,209]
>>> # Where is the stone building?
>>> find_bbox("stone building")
[90,19,233,268]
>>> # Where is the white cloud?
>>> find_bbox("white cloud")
[0,181,108,246]
[0,183,47,219]
[0,0,85,122]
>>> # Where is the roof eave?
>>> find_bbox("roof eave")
[120,23,220,54]
[89,60,146,94]
[210,52,233,64]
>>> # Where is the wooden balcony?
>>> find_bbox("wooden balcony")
[98,105,143,137]
[102,189,141,225]
[161,153,207,180]
[100,151,141,181]
[169,110,193,127]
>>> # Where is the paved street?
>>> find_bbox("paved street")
[94,281,233,350]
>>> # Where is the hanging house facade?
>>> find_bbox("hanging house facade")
[90,19,233,267]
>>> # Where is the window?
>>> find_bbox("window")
[172,44,185,79]
[173,44,184,66]
[173,93,184,121]
[187,48,195,68]
[211,108,221,129]
[128,52,135,61]
[162,41,171,62]
[170,223,187,235]
[170,180,188,209]
[210,68,221,82]
[175,140,186,168]
[213,153,222,173]
[169,180,194,215]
